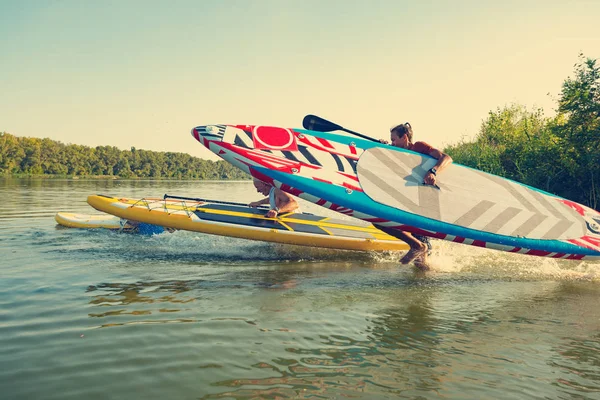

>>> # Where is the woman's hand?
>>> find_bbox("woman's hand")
[423,171,437,186]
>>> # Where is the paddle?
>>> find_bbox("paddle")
[164,193,314,216]
[302,114,381,143]
[302,114,441,190]
[163,194,269,209]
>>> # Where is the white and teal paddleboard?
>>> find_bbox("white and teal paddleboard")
[191,122,600,260]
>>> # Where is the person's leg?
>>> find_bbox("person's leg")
[413,235,432,256]
[377,226,427,265]
[412,235,432,270]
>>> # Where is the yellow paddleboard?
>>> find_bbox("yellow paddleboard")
[87,194,409,252]
[55,212,134,230]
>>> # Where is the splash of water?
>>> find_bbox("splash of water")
[427,239,599,281]
[54,227,600,281]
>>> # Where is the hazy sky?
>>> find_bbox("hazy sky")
[1,0,598,160]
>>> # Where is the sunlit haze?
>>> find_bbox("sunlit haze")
[1,0,598,160]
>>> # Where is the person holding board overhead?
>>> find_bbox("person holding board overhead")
[379,122,453,270]
[249,178,300,217]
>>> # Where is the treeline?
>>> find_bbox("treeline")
[444,54,599,211]
[0,134,250,180]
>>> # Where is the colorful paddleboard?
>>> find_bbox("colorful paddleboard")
[86,194,409,252]
[191,123,600,260]
[55,212,134,230]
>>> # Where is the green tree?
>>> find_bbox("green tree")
[0,132,251,180]
[552,54,600,209]
[444,104,553,184]
[0,133,26,174]
[444,54,599,211]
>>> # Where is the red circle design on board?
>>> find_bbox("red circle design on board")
[252,126,294,150]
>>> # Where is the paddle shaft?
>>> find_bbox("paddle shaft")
[303,115,442,189]
[164,194,269,209]
[340,127,381,143]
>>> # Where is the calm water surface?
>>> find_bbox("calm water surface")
[1,178,599,399]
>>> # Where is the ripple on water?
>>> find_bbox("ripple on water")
[1,179,600,399]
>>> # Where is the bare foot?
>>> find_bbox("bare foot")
[400,246,427,264]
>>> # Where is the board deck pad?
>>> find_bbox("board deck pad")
[357,147,586,240]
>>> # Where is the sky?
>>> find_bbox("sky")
[1,0,599,161]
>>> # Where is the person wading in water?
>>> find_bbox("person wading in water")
[379,122,453,270]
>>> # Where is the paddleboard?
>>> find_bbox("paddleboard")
[55,212,134,230]
[191,123,600,260]
[86,194,409,252]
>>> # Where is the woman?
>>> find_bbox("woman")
[248,179,300,217]
[380,122,452,270]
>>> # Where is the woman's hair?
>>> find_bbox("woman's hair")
[253,178,272,189]
[390,122,413,142]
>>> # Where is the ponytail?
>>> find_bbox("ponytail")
[390,122,413,142]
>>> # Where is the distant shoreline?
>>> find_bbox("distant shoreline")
[1,174,251,181]
[0,132,251,180]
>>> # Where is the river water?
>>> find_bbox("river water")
[1,178,599,399]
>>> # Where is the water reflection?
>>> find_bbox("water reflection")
[86,281,200,326]
[61,269,600,397]
[84,272,304,327]
[553,333,600,395]
[193,280,600,398]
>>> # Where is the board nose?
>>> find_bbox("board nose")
[191,125,225,144]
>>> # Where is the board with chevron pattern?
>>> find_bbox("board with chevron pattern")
[191,123,600,260]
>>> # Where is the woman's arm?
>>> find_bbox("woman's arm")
[424,148,453,185]
[248,197,270,208]
[264,188,299,217]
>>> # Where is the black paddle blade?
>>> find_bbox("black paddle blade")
[302,114,382,143]
[302,114,343,132]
